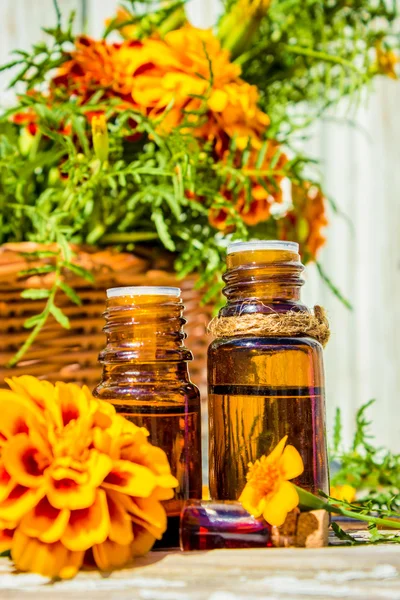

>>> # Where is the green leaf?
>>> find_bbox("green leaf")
[19,265,56,277]
[24,313,45,329]
[58,281,81,305]
[331,522,359,545]
[50,304,70,329]
[71,115,90,155]
[21,289,51,300]
[63,262,95,283]
[152,210,176,252]
[56,232,73,262]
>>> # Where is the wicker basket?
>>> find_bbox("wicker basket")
[0,243,213,395]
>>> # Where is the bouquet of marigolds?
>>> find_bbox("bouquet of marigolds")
[0,0,398,358]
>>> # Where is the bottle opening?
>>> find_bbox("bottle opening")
[227,240,299,255]
[107,286,181,298]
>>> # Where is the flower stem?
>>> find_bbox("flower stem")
[295,486,400,530]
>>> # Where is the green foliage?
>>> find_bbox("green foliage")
[0,0,398,362]
[227,0,399,136]
[330,400,400,512]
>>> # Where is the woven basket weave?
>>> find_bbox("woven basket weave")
[0,243,213,395]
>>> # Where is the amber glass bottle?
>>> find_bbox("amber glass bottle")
[208,241,328,501]
[93,286,202,546]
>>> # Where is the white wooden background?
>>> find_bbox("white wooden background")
[0,0,399,452]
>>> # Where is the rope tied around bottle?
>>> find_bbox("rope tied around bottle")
[208,305,330,347]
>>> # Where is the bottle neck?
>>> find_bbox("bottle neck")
[220,248,306,316]
[99,294,193,370]
[102,362,191,384]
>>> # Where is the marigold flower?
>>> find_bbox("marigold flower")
[375,41,398,80]
[330,484,357,504]
[239,435,304,527]
[53,36,143,99]
[209,145,286,232]
[129,26,269,148]
[278,182,328,263]
[0,376,177,579]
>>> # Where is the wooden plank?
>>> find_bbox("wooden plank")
[1,545,400,599]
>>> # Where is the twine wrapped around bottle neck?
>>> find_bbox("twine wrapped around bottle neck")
[208,305,330,347]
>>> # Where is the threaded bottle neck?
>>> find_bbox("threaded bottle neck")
[221,243,306,316]
[99,290,193,364]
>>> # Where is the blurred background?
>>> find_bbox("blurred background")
[1,0,399,452]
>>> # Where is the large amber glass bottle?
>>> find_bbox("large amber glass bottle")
[208,241,329,500]
[93,286,202,545]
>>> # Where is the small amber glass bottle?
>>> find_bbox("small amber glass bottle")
[208,241,329,500]
[93,286,202,546]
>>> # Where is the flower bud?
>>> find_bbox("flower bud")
[91,115,109,163]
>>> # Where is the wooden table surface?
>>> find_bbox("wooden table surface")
[1,544,400,600]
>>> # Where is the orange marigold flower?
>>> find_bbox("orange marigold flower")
[0,376,177,579]
[330,484,356,504]
[209,145,287,232]
[130,26,269,148]
[376,41,398,80]
[53,36,143,99]
[239,435,304,527]
[279,182,328,263]
[12,110,38,136]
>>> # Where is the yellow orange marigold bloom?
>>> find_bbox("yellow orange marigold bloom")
[209,145,287,232]
[130,26,269,148]
[0,376,177,579]
[53,36,142,98]
[279,182,328,263]
[239,435,304,527]
[330,484,357,504]
[376,41,398,80]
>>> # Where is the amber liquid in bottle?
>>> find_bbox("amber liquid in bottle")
[93,287,202,547]
[208,242,329,500]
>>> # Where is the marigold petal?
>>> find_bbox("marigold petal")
[0,526,14,553]
[0,464,14,503]
[131,526,156,557]
[61,489,109,551]
[0,391,42,440]
[6,376,63,431]
[92,538,132,571]
[262,481,299,527]
[238,483,265,518]
[110,491,167,539]
[12,530,84,579]
[2,434,48,488]
[0,485,45,522]
[265,435,288,465]
[208,89,228,112]
[102,460,156,498]
[106,492,134,545]
[20,497,70,544]
[279,445,304,480]
[47,451,112,510]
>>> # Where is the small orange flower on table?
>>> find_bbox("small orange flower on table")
[0,376,178,579]
[239,435,304,526]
